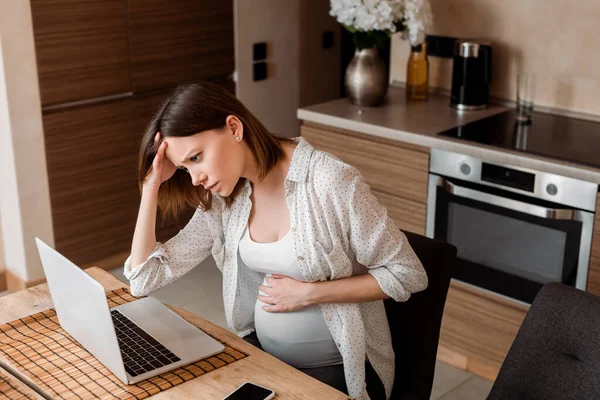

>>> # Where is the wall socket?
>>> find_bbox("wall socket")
[253,62,267,81]
[426,35,458,58]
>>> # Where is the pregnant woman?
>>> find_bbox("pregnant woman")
[125,81,427,400]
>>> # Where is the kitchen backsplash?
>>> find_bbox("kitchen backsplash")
[390,0,599,117]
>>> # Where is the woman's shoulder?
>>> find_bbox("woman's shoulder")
[308,149,363,192]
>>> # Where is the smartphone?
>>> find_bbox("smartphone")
[223,382,275,400]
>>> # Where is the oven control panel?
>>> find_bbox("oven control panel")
[429,148,598,212]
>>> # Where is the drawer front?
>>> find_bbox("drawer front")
[301,125,429,203]
[588,254,600,296]
[371,189,426,235]
[439,281,528,381]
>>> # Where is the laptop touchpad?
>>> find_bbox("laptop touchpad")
[112,297,224,359]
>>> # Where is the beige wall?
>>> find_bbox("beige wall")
[299,0,341,108]
[0,0,54,287]
[235,0,340,138]
[0,210,4,275]
[390,0,600,116]
[235,0,302,137]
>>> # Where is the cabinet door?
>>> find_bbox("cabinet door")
[43,99,138,266]
[586,196,600,295]
[301,123,429,233]
[31,0,130,106]
[300,124,429,204]
[438,281,528,380]
[128,0,234,92]
[371,190,426,235]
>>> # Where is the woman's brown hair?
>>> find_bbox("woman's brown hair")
[138,81,294,220]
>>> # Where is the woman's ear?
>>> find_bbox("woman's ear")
[226,115,243,141]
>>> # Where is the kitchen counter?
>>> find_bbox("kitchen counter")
[298,87,600,185]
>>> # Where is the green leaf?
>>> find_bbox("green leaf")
[340,21,401,51]
[373,30,390,51]
[353,31,375,51]
[351,29,392,51]
[343,24,357,34]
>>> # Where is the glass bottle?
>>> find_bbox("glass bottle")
[406,43,429,101]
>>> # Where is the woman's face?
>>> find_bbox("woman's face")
[164,117,245,197]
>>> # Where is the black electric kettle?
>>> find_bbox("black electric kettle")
[450,39,492,110]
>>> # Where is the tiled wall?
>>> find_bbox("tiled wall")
[390,0,600,116]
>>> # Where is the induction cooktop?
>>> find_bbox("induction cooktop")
[438,110,600,169]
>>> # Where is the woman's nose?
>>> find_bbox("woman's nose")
[191,173,207,187]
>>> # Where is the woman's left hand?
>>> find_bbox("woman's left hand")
[258,274,315,313]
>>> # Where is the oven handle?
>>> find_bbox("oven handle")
[442,179,578,220]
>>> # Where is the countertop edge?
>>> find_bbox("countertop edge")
[297,108,600,187]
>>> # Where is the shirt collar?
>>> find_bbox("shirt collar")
[241,136,313,191]
[285,136,313,183]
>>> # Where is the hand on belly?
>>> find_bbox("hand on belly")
[257,274,315,313]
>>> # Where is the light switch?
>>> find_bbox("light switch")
[253,42,267,61]
[253,62,267,81]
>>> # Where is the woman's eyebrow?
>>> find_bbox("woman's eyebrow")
[180,148,199,164]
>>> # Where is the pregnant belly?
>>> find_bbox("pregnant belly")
[254,300,343,368]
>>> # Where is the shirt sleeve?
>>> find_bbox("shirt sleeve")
[347,173,428,302]
[123,207,216,297]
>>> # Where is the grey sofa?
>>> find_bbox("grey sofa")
[488,282,600,399]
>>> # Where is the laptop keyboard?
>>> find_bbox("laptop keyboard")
[111,310,181,377]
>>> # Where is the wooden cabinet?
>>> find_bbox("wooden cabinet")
[128,0,234,92]
[43,98,139,266]
[30,0,131,106]
[586,196,600,295]
[438,282,528,380]
[30,1,235,270]
[300,122,429,235]
[371,190,427,236]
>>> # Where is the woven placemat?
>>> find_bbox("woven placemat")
[0,288,248,399]
[0,367,39,399]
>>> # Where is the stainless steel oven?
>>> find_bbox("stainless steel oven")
[426,149,598,304]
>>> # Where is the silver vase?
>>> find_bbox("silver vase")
[345,47,389,107]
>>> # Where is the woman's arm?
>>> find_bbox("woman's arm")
[258,273,388,313]
[129,185,160,269]
[347,172,428,302]
[126,136,217,297]
[125,204,216,297]
[308,273,389,304]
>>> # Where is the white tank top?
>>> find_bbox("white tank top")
[238,225,343,368]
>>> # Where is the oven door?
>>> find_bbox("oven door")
[426,174,595,304]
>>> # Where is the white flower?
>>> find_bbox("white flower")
[330,0,433,46]
[403,0,433,46]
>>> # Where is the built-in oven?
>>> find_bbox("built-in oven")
[426,149,598,304]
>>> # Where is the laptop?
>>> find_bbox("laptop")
[35,238,225,384]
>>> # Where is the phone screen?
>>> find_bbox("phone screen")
[224,382,273,400]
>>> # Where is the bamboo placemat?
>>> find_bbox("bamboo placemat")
[0,288,248,399]
[0,366,41,400]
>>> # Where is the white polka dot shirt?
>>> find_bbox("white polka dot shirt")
[124,137,428,400]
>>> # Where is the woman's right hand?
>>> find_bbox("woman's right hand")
[143,132,177,192]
